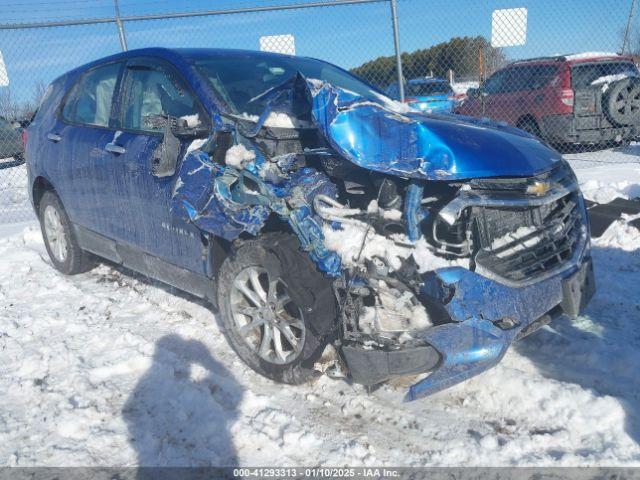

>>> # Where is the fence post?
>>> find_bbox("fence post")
[114,0,128,51]
[389,0,404,101]
[621,0,637,54]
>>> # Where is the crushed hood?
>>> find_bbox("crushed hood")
[254,74,563,181]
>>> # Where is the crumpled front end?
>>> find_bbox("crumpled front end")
[170,72,595,399]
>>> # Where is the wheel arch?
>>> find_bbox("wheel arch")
[32,176,56,217]
[516,114,540,129]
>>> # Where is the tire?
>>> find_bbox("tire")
[603,77,640,126]
[39,190,96,275]
[517,117,542,139]
[217,233,337,384]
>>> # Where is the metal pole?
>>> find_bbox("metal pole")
[621,0,638,54]
[114,0,128,51]
[389,0,405,101]
[0,0,388,30]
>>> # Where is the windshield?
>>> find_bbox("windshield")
[570,61,639,88]
[407,82,452,96]
[193,55,388,115]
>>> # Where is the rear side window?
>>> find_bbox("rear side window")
[570,61,639,89]
[527,65,559,89]
[122,65,201,133]
[62,63,122,127]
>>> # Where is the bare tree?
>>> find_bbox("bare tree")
[0,88,21,121]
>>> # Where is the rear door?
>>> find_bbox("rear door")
[55,61,125,236]
[483,65,532,124]
[108,57,209,274]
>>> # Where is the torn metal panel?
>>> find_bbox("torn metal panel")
[172,149,271,241]
[307,79,564,180]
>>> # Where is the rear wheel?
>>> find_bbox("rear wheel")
[517,117,542,139]
[217,233,337,384]
[39,190,95,275]
[603,78,640,126]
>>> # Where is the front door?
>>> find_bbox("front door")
[108,58,210,274]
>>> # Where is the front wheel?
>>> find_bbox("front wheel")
[217,233,337,384]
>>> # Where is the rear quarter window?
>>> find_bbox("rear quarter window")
[570,61,639,89]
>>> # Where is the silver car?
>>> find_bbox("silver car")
[0,117,24,169]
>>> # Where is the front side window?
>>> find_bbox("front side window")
[122,65,200,133]
[62,62,121,127]
[500,66,534,93]
[483,70,507,94]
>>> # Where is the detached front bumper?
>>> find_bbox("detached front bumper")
[342,256,595,401]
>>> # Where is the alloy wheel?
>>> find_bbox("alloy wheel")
[229,266,306,365]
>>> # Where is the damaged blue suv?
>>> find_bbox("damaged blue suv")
[27,48,595,400]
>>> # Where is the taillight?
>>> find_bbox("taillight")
[560,89,574,107]
[403,97,418,103]
[21,129,27,149]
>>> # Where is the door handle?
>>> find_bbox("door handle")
[105,142,126,155]
[47,133,62,142]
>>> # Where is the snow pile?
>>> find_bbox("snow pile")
[451,81,479,96]
[572,163,640,203]
[1,223,640,466]
[239,111,311,129]
[0,163,33,223]
[592,214,640,251]
[179,114,201,128]
[322,221,468,273]
[225,144,256,168]
[564,142,640,203]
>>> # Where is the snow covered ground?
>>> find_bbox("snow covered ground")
[0,163,34,224]
[0,145,639,467]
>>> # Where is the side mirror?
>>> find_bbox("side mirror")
[146,113,210,177]
[151,118,181,178]
[172,115,209,139]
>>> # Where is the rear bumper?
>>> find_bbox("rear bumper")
[342,256,595,401]
[540,114,639,144]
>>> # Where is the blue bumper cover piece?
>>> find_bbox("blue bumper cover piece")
[406,262,587,401]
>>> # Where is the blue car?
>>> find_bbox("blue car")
[386,77,456,113]
[26,48,594,400]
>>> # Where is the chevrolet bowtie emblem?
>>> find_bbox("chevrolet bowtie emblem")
[526,181,552,196]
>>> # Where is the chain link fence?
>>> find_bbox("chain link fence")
[0,0,638,223]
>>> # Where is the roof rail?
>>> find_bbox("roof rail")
[510,56,566,65]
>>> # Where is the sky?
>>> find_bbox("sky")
[0,0,635,104]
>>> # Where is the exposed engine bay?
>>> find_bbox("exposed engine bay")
[171,73,593,399]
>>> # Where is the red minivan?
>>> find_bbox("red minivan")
[456,53,640,146]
